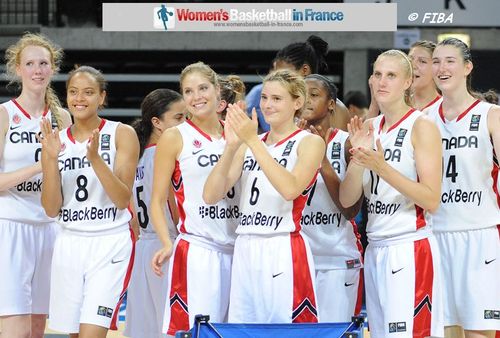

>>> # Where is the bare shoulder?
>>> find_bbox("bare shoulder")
[116,122,139,143]
[299,132,326,155]
[157,125,183,157]
[414,114,438,129]
[0,105,9,136]
[58,108,73,128]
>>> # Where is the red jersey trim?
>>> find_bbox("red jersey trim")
[67,118,106,144]
[422,95,441,110]
[12,99,49,119]
[438,99,480,123]
[379,108,416,134]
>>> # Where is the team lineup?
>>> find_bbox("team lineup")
[0,32,498,338]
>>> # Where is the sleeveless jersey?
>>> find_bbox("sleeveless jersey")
[57,119,131,234]
[237,129,317,235]
[134,145,177,241]
[427,99,500,231]
[301,129,362,269]
[0,99,53,224]
[172,120,237,248]
[363,109,428,243]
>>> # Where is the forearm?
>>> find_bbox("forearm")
[377,162,440,212]
[41,157,63,217]
[91,156,131,209]
[0,162,42,191]
[320,159,361,219]
[339,163,365,208]
[203,144,239,204]
[248,140,302,201]
[151,198,172,248]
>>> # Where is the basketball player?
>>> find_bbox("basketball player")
[123,89,185,338]
[150,62,237,336]
[339,50,444,338]
[0,33,71,338]
[427,38,500,338]
[204,69,324,323]
[408,40,441,111]
[299,74,364,322]
[40,66,139,338]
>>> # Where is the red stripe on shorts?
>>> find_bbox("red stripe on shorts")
[355,270,364,316]
[290,232,318,323]
[167,239,190,336]
[413,238,434,338]
[110,228,136,330]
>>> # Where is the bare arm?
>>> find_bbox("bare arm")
[40,118,63,217]
[349,116,442,212]
[203,115,247,204]
[309,125,361,219]
[488,105,500,191]
[88,124,139,210]
[339,117,374,207]
[150,127,182,276]
[321,139,362,219]
[250,134,325,201]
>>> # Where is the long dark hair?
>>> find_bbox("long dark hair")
[132,89,182,157]
[274,35,329,74]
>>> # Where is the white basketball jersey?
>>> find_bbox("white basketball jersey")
[301,129,362,269]
[0,99,54,224]
[427,99,500,231]
[57,119,131,234]
[134,145,177,241]
[363,109,428,243]
[172,120,237,248]
[237,129,317,235]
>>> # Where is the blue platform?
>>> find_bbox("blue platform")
[176,314,365,338]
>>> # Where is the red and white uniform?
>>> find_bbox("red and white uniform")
[163,120,237,335]
[427,99,499,331]
[124,145,177,338]
[229,129,318,323]
[49,119,134,333]
[363,110,443,338]
[0,99,58,316]
[301,129,363,322]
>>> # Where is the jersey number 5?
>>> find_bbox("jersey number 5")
[135,186,149,229]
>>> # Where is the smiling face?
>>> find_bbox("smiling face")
[16,45,54,94]
[372,54,412,106]
[66,72,106,121]
[181,72,219,119]
[303,78,335,124]
[260,80,304,126]
[432,44,472,94]
[409,46,435,92]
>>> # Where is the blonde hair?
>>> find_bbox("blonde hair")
[263,69,307,117]
[5,33,64,127]
[375,49,413,106]
[180,61,219,92]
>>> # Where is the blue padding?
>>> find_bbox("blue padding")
[185,320,363,338]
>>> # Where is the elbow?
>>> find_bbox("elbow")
[282,189,300,202]
[43,206,60,218]
[426,199,440,214]
[115,200,131,210]
[202,190,219,205]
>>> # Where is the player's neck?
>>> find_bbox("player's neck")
[16,92,46,117]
